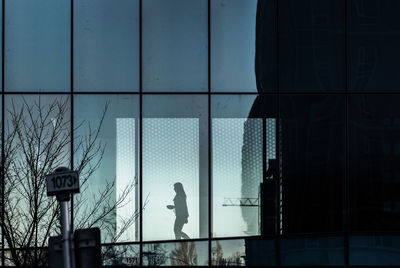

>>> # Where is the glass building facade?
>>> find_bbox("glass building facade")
[0,0,400,266]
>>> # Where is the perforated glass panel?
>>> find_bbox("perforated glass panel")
[143,95,208,241]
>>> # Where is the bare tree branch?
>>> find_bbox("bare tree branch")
[1,97,141,267]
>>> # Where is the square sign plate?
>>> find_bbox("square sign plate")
[46,171,80,196]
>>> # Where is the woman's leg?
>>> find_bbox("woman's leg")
[174,217,190,239]
[180,231,190,239]
[174,217,185,239]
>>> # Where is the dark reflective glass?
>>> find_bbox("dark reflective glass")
[350,236,400,265]
[5,0,70,92]
[279,0,345,92]
[143,241,208,266]
[280,95,345,233]
[349,95,400,231]
[349,0,400,92]
[0,97,1,251]
[211,0,257,92]
[102,244,140,266]
[244,238,276,266]
[254,0,277,92]
[142,0,208,92]
[280,236,344,266]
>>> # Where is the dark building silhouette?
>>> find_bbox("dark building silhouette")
[246,0,400,266]
[3,0,400,266]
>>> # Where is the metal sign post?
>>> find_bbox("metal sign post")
[46,167,80,268]
[58,194,72,268]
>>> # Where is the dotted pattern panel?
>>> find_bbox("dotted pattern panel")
[116,118,137,242]
[266,118,276,161]
[143,118,200,240]
[212,118,248,236]
[241,118,263,234]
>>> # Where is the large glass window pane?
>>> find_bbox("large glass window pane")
[212,238,275,266]
[279,0,345,92]
[142,0,208,92]
[349,95,400,231]
[280,95,345,233]
[245,238,275,266]
[4,250,12,266]
[74,95,140,243]
[349,1,400,92]
[5,0,70,92]
[212,95,277,237]
[211,0,257,92]
[4,95,70,264]
[102,244,140,266]
[280,236,344,266]
[350,235,400,265]
[143,95,208,241]
[74,0,139,92]
[143,241,208,266]
[4,248,48,267]
[211,239,248,266]
[254,1,278,92]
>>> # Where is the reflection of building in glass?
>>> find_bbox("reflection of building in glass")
[3,0,400,266]
[241,118,277,235]
[241,119,263,235]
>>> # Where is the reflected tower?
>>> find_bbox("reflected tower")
[240,0,278,235]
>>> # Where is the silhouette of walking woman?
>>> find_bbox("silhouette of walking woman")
[166,182,190,239]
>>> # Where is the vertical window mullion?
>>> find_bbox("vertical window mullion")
[139,0,143,266]
[207,0,211,266]
[275,0,281,266]
[70,0,75,233]
[344,0,349,267]
[1,0,4,263]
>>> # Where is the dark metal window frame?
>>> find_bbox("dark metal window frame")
[1,0,399,267]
